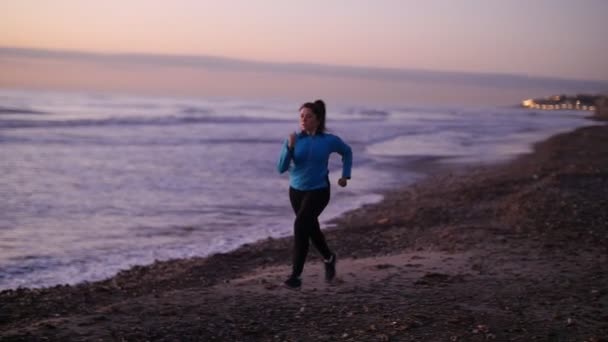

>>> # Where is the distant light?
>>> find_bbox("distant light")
[522,99,534,107]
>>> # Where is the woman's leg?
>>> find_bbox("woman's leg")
[288,187,331,277]
[308,187,332,260]
[289,187,308,277]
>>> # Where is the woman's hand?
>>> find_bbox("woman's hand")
[338,178,348,187]
[288,132,296,149]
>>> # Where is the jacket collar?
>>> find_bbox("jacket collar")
[298,130,324,137]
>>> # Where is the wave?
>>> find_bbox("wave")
[0,134,281,146]
[341,107,390,117]
[179,106,214,115]
[0,115,290,129]
[0,106,48,115]
[0,109,393,129]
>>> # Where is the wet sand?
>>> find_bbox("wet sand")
[1,122,607,341]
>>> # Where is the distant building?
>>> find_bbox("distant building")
[595,94,608,119]
[521,94,601,111]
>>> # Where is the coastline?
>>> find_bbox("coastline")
[1,121,607,341]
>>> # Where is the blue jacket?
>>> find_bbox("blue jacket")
[277,131,352,190]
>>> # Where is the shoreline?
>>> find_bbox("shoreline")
[0,105,594,291]
[2,121,607,341]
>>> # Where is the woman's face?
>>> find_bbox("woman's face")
[299,107,319,132]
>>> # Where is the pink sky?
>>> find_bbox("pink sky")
[1,0,606,104]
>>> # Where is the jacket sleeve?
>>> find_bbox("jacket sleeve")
[277,140,293,174]
[332,135,352,179]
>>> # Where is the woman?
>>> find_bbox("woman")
[277,99,352,288]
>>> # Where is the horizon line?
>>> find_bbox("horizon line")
[1,46,607,91]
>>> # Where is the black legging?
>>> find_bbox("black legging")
[289,186,333,277]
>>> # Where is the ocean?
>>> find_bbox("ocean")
[0,89,591,290]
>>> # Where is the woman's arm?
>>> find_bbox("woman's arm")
[332,135,352,180]
[277,140,294,174]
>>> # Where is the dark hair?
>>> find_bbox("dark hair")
[300,99,326,133]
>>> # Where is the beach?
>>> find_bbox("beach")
[4,90,591,291]
[1,121,607,341]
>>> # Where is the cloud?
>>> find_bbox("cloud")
[2,46,606,92]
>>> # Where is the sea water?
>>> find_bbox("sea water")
[0,89,591,290]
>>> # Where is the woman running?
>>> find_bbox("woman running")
[277,99,352,288]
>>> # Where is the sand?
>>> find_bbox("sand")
[1,122,607,341]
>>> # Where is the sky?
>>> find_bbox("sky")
[1,0,607,105]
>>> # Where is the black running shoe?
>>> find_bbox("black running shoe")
[324,253,336,282]
[284,275,302,289]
